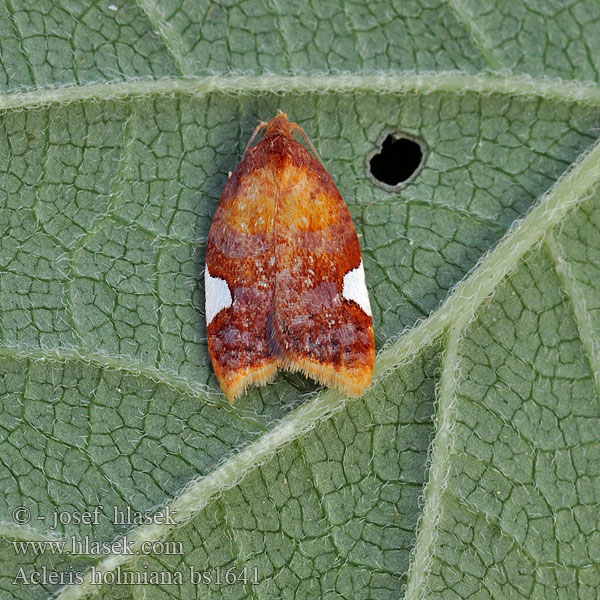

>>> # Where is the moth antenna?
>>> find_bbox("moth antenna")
[245,121,268,153]
[291,123,322,163]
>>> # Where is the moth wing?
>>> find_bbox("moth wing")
[205,159,281,402]
[272,146,375,396]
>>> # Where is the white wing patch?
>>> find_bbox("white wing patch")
[342,260,372,317]
[205,267,233,325]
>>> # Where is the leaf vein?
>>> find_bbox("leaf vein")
[445,0,505,71]
[2,73,600,114]
[544,232,600,401]
[133,0,197,76]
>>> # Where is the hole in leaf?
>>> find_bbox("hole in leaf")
[368,132,426,190]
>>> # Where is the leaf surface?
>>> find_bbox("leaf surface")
[0,1,599,599]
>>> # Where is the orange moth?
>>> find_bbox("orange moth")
[205,112,375,402]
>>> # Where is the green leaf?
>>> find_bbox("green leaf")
[0,1,599,599]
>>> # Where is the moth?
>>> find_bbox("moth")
[205,112,375,402]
